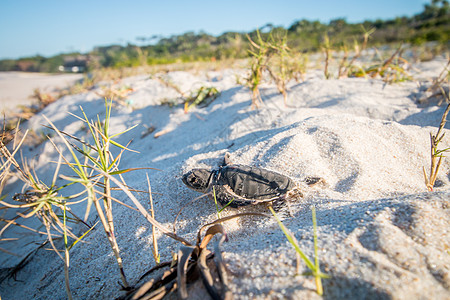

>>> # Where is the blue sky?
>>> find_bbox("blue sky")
[0,0,429,59]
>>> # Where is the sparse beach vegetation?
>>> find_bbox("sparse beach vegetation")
[1,100,159,295]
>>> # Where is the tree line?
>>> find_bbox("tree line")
[0,0,448,73]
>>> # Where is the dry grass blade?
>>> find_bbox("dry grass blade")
[322,34,332,79]
[146,173,160,264]
[123,268,178,300]
[95,85,134,107]
[177,245,197,300]
[198,223,226,250]
[155,75,187,98]
[31,88,56,109]
[137,261,173,283]
[197,212,270,246]
[0,128,29,177]
[213,233,232,300]
[0,237,19,241]
[196,224,226,300]
[198,247,221,300]
[42,124,97,152]
[375,46,403,76]
[0,216,53,236]
[62,204,73,300]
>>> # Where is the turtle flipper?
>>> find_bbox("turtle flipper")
[221,152,232,166]
[275,186,304,216]
[304,176,326,187]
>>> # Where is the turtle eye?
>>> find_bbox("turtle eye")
[189,177,197,183]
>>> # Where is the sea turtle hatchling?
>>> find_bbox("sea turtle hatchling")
[182,153,323,209]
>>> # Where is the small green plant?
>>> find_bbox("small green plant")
[184,86,220,113]
[423,101,450,191]
[289,53,308,82]
[348,45,412,83]
[246,30,271,108]
[323,26,375,80]
[44,99,195,294]
[338,26,375,78]
[321,28,410,84]
[269,205,328,296]
[0,125,91,299]
[266,29,307,106]
[1,99,147,295]
[45,99,143,288]
[322,34,332,80]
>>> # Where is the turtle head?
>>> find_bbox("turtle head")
[182,168,212,193]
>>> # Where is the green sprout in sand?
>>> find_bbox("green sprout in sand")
[270,205,329,295]
[423,101,450,191]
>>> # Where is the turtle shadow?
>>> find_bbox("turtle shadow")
[335,171,359,193]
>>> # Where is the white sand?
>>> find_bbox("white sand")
[0,58,449,299]
[0,72,83,114]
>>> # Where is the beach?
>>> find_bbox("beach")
[0,72,82,114]
[0,57,449,299]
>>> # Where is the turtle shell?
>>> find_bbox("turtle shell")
[212,164,296,207]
